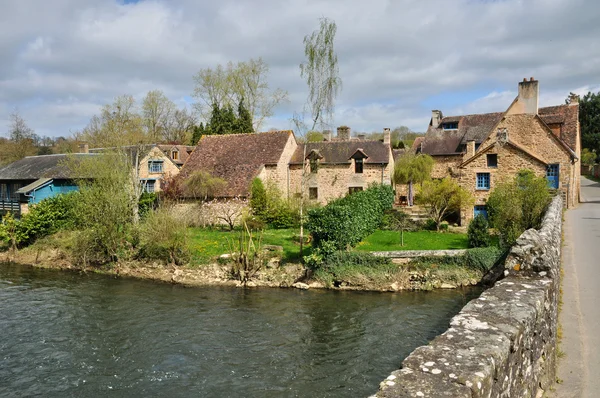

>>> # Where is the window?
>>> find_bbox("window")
[487,154,498,168]
[148,160,164,173]
[349,187,363,195]
[355,158,363,174]
[442,122,458,130]
[310,158,318,173]
[172,150,179,161]
[474,205,488,219]
[476,173,490,190]
[309,187,318,200]
[144,180,156,193]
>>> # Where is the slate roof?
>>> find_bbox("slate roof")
[179,131,294,198]
[0,154,97,181]
[421,105,578,156]
[290,140,391,165]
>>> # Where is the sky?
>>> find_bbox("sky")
[0,0,599,138]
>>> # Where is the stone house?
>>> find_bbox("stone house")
[178,130,298,198]
[288,126,395,204]
[417,78,580,223]
[89,144,194,193]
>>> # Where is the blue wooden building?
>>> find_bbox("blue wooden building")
[0,154,96,216]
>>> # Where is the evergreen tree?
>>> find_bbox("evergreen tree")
[191,122,205,145]
[221,105,237,134]
[237,97,254,133]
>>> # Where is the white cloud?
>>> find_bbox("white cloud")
[0,0,598,138]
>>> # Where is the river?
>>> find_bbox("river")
[0,263,480,397]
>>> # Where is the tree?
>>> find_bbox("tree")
[393,153,434,206]
[468,215,491,248]
[577,91,600,155]
[581,147,596,167]
[183,171,226,200]
[417,177,473,231]
[249,178,267,217]
[305,131,324,142]
[191,122,206,145]
[236,97,254,134]
[487,169,551,248]
[6,111,38,162]
[193,58,288,131]
[300,17,342,131]
[142,90,176,142]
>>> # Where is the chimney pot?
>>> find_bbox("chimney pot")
[530,77,534,81]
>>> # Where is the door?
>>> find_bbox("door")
[546,164,559,189]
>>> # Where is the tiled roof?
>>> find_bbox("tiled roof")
[179,131,294,198]
[421,105,578,156]
[157,145,195,166]
[290,140,391,165]
[0,154,97,180]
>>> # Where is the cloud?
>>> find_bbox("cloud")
[0,0,598,138]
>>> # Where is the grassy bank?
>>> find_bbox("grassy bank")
[356,230,469,251]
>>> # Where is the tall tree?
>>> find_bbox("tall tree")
[191,122,206,145]
[142,90,176,142]
[5,111,38,162]
[300,17,342,131]
[193,58,287,131]
[393,153,434,206]
[577,91,600,155]
[237,97,254,133]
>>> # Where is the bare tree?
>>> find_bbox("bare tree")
[300,17,342,131]
[193,58,288,131]
[142,90,176,142]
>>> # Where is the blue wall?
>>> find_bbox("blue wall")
[29,180,79,204]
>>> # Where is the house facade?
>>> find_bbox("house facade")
[418,78,580,223]
[288,127,395,204]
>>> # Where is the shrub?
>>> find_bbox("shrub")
[138,192,158,219]
[464,246,504,272]
[16,192,79,246]
[487,169,551,248]
[467,214,491,248]
[306,184,394,252]
[249,178,267,217]
[138,207,190,265]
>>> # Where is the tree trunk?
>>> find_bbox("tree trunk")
[408,180,414,206]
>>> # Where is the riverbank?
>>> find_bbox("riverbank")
[2,244,485,292]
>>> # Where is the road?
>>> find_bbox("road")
[550,176,600,398]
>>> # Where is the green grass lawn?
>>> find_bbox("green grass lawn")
[355,230,469,251]
[187,227,310,265]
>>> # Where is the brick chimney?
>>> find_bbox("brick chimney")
[517,77,539,115]
[383,128,391,145]
[323,130,333,141]
[431,110,443,128]
[337,126,351,141]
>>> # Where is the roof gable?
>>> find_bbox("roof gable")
[290,140,390,165]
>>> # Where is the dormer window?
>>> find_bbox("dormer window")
[442,122,458,130]
[172,150,179,161]
[355,158,363,173]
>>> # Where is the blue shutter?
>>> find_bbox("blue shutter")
[546,164,559,189]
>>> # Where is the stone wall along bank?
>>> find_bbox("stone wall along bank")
[373,195,563,398]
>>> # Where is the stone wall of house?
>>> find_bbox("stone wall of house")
[374,196,562,398]
[431,155,462,179]
[288,162,392,204]
[139,146,181,192]
[262,134,298,197]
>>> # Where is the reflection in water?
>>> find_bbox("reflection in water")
[0,263,480,398]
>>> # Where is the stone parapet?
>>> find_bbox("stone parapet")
[373,196,563,398]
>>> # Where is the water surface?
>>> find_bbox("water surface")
[0,264,480,397]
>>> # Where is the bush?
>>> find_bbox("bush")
[467,214,491,248]
[487,169,551,248]
[464,246,504,272]
[138,192,158,219]
[313,250,397,287]
[16,192,79,246]
[249,178,267,217]
[306,184,394,252]
[138,207,190,265]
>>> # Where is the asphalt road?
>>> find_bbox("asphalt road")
[550,176,600,398]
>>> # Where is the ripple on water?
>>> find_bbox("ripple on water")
[0,263,480,398]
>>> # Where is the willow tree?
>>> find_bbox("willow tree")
[393,153,434,206]
[300,17,342,131]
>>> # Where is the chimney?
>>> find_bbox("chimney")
[323,130,333,141]
[357,133,366,140]
[568,93,580,105]
[337,126,351,141]
[383,128,391,145]
[517,77,539,115]
[78,142,89,154]
[431,110,443,128]
[466,140,475,158]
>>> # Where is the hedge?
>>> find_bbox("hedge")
[306,184,394,251]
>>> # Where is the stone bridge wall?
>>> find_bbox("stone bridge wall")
[373,195,563,398]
